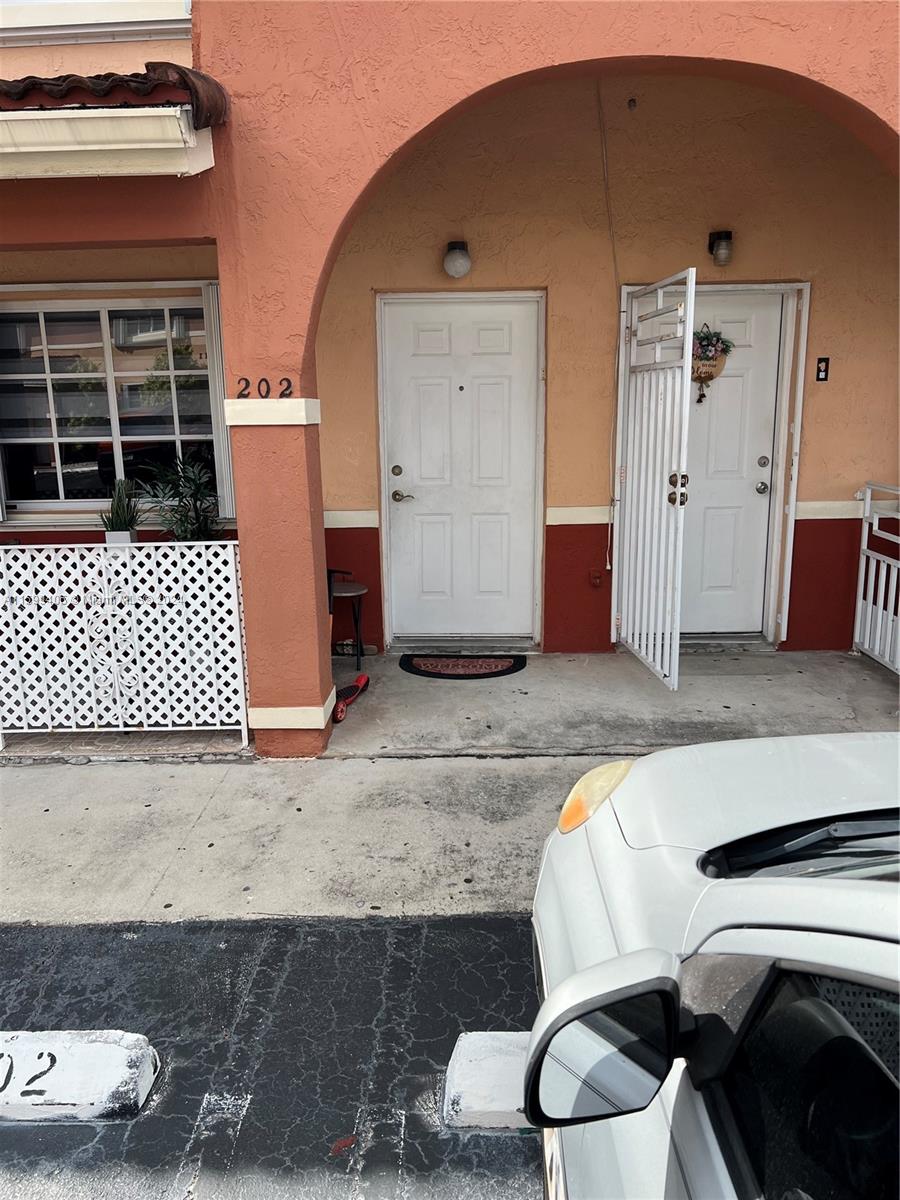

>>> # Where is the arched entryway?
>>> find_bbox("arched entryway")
[308,60,896,694]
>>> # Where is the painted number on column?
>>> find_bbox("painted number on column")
[235,377,297,398]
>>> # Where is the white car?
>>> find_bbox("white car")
[525,732,899,1200]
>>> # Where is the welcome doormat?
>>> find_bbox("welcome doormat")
[398,654,526,680]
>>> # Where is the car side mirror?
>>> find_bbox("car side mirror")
[523,949,681,1128]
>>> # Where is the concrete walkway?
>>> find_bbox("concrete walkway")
[0,754,583,924]
[1,651,895,926]
[329,650,897,757]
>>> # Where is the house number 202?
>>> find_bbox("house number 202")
[235,377,294,399]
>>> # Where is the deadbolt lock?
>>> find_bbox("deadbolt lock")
[668,472,689,487]
[391,464,403,476]
[757,455,770,468]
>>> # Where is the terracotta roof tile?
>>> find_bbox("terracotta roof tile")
[0,61,228,129]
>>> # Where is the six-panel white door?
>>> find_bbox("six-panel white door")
[381,297,540,638]
[680,293,782,633]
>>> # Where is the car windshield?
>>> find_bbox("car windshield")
[701,809,900,880]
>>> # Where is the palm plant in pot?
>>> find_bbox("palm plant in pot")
[142,453,219,541]
[101,479,145,544]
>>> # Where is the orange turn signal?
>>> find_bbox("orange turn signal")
[558,760,634,834]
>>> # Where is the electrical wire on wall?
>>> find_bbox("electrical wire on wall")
[595,80,621,575]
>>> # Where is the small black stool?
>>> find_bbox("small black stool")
[327,569,369,671]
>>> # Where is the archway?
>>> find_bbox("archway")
[312,59,897,667]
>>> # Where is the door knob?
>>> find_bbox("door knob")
[391,490,415,502]
[756,481,769,495]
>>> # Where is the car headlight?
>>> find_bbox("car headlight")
[558,760,634,834]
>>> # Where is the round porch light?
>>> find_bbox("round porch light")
[708,230,734,267]
[443,240,472,278]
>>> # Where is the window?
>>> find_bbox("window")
[721,970,899,1200]
[0,291,231,517]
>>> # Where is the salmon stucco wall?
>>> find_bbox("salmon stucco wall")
[316,72,898,515]
[0,39,192,79]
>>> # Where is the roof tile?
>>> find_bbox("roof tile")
[0,61,228,129]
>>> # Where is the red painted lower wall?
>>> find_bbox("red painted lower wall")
[542,524,614,653]
[324,526,385,653]
[780,518,861,651]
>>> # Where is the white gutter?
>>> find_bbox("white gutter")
[0,105,214,178]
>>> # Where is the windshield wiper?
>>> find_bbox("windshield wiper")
[730,818,900,871]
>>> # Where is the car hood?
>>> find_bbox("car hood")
[608,731,899,851]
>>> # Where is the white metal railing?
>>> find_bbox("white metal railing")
[0,541,248,748]
[853,483,900,674]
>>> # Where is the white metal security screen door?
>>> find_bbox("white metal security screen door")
[612,269,696,689]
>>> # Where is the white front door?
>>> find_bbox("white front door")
[381,296,540,638]
[680,293,782,633]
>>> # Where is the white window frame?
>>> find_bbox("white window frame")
[0,282,234,524]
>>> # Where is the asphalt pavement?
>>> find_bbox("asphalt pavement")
[0,917,541,1199]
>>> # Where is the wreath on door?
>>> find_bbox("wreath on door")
[692,324,734,402]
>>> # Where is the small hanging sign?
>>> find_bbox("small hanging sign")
[692,324,734,402]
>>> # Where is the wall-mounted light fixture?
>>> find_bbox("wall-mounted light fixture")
[708,230,733,267]
[443,240,472,278]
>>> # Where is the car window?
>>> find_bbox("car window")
[721,971,899,1200]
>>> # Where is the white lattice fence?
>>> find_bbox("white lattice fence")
[0,542,248,746]
[853,483,900,675]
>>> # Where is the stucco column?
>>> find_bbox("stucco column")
[225,397,334,756]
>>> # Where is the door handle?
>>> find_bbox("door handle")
[755,481,769,495]
[391,490,415,502]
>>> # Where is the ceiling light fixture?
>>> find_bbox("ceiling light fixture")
[443,240,471,278]
[708,230,733,267]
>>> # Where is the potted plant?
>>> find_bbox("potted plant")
[692,324,734,402]
[142,453,219,541]
[101,479,145,544]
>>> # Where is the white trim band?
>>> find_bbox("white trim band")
[546,506,612,525]
[324,510,380,529]
[224,397,321,427]
[248,688,336,730]
[796,500,863,519]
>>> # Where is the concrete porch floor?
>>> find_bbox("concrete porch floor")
[328,650,899,758]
